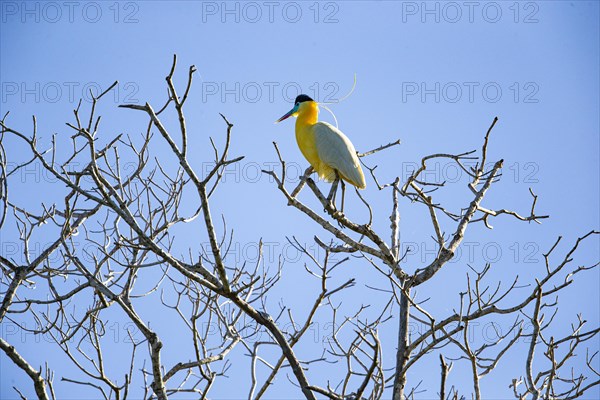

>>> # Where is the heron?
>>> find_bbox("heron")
[276,94,366,210]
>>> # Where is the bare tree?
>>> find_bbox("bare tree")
[1,56,598,399]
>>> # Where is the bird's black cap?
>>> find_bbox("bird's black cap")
[294,94,314,104]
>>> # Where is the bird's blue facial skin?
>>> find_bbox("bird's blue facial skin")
[290,103,299,115]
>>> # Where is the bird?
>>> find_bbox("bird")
[275,94,366,195]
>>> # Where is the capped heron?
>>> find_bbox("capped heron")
[276,94,366,209]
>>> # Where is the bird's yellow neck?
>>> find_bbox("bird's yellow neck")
[294,101,320,173]
[295,101,319,131]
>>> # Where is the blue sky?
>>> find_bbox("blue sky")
[1,1,599,399]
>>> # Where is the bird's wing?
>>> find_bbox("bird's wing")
[313,122,366,189]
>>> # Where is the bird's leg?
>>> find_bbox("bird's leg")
[340,179,346,214]
[332,173,346,229]
[327,174,339,210]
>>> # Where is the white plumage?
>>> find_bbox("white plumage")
[313,122,366,189]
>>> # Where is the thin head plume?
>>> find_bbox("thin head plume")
[318,73,357,106]
[319,104,339,129]
[317,73,357,129]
